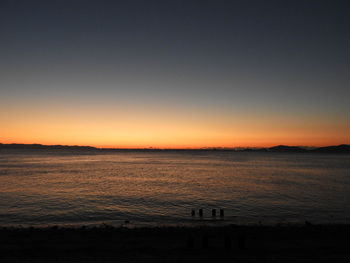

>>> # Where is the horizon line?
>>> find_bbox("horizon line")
[1,142,349,150]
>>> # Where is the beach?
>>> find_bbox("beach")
[1,224,350,262]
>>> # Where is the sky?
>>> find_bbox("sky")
[1,0,349,148]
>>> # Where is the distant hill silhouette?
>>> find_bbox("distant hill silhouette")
[0,143,97,151]
[0,143,349,153]
[268,145,307,152]
[241,148,268,152]
[311,144,350,153]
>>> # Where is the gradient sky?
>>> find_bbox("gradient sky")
[1,0,349,148]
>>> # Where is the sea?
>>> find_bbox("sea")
[0,150,349,227]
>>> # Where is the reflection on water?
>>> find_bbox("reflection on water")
[0,151,350,226]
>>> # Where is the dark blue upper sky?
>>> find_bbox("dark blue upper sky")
[1,0,349,147]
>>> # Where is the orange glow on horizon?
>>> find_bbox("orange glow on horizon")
[1,119,349,149]
[1,101,349,149]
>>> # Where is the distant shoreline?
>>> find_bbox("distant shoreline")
[1,143,350,153]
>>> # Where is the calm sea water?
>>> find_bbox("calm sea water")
[0,150,350,227]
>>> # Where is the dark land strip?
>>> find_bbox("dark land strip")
[1,224,350,262]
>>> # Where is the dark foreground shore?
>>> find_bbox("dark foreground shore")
[1,224,350,262]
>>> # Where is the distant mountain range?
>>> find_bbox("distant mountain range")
[245,144,350,153]
[1,143,350,153]
[0,143,96,151]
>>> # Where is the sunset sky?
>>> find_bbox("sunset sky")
[1,0,349,148]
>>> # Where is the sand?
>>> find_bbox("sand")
[1,224,350,262]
